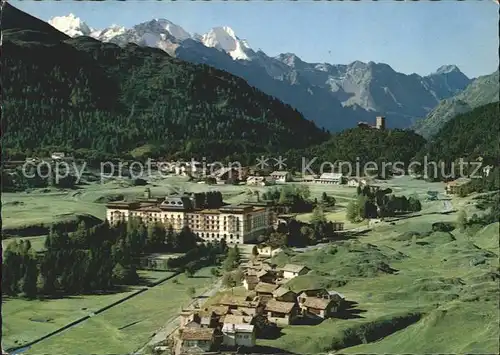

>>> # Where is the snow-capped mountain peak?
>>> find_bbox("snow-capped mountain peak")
[92,24,126,41]
[49,13,92,37]
[201,26,252,60]
[149,18,191,41]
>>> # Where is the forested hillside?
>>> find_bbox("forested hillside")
[2,3,327,162]
[298,128,427,172]
[415,71,499,138]
[418,102,499,163]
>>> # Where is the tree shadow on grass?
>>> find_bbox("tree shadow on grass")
[189,275,211,279]
[335,300,367,319]
[33,285,136,301]
[294,317,323,326]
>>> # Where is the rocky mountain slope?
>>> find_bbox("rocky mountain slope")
[3,3,327,161]
[47,14,475,131]
[414,71,499,138]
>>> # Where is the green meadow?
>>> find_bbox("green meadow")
[23,268,216,355]
[2,175,498,354]
[257,201,499,353]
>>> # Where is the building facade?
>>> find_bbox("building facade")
[221,315,256,347]
[281,264,310,279]
[106,196,271,244]
[270,171,292,183]
[314,173,344,185]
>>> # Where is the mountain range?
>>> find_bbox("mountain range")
[3,3,326,162]
[48,14,486,132]
[414,70,499,138]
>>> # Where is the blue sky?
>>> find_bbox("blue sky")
[12,0,499,78]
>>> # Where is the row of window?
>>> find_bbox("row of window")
[199,232,240,239]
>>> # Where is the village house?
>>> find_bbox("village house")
[217,296,260,316]
[327,290,346,309]
[314,173,345,185]
[246,176,275,186]
[272,287,297,303]
[483,165,493,177]
[270,171,292,183]
[177,327,217,353]
[51,152,65,160]
[179,309,220,329]
[210,167,241,184]
[254,282,279,299]
[255,270,279,284]
[174,162,189,176]
[445,177,472,195]
[301,174,318,183]
[241,259,274,274]
[281,264,311,279]
[274,214,296,230]
[264,299,298,326]
[297,289,346,317]
[296,289,329,305]
[256,244,282,258]
[221,315,256,348]
[302,297,337,320]
[347,178,360,187]
[243,274,259,291]
[331,221,345,232]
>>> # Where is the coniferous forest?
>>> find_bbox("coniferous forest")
[2,3,498,174]
[2,3,328,163]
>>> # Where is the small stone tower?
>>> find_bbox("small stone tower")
[376,116,386,130]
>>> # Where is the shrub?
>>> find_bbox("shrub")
[432,222,455,232]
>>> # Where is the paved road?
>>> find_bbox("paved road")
[135,278,224,354]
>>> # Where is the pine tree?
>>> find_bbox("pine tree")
[346,200,360,223]
[251,245,259,257]
[311,206,327,225]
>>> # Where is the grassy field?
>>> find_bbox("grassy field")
[3,175,497,354]
[1,175,442,232]
[1,270,174,350]
[1,175,259,232]
[22,268,217,355]
[254,196,499,354]
[296,210,368,229]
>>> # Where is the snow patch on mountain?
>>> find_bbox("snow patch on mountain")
[201,26,252,60]
[49,13,92,37]
[92,24,126,42]
[151,19,191,41]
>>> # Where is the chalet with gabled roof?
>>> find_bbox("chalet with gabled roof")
[265,299,298,325]
[281,264,310,279]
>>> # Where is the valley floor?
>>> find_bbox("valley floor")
[2,175,498,354]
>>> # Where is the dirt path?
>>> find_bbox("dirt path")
[134,278,224,354]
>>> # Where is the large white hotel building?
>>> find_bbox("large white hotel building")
[106,194,275,244]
